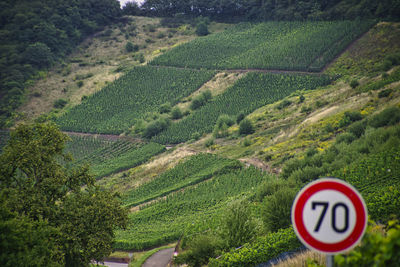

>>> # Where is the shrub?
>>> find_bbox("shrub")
[299,94,305,103]
[54,99,68,109]
[196,22,209,36]
[190,95,205,110]
[220,201,258,248]
[276,99,292,110]
[336,132,357,144]
[255,179,295,202]
[170,106,183,119]
[175,234,222,267]
[239,118,254,135]
[348,120,366,138]
[125,41,134,52]
[350,79,359,89]
[213,115,234,138]
[335,221,400,267]
[205,138,214,147]
[368,106,400,128]
[261,187,297,232]
[159,102,171,114]
[142,118,170,138]
[339,111,363,128]
[190,91,212,110]
[236,112,245,124]
[76,80,84,88]
[378,88,393,98]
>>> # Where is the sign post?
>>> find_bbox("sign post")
[291,178,367,265]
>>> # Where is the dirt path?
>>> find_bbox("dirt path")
[142,248,175,267]
[64,131,143,142]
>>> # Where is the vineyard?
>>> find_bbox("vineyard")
[122,153,242,207]
[150,20,374,71]
[55,66,215,134]
[153,72,333,144]
[115,155,270,250]
[65,135,165,178]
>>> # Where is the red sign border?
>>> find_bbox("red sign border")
[291,178,367,254]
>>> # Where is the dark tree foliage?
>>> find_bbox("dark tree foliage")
[0,0,121,128]
[135,0,399,21]
[0,123,128,266]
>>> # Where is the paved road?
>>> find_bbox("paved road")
[101,262,128,267]
[142,248,175,267]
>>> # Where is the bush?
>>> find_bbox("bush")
[142,118,170,138]
[350,79,359,89]
[159,102,171,114]
[239,118,255,135]
[205,138,214,147]
[339,111,363,128]
[175,234,222,267]
[196,22,209,36]
[236,112,245,124]
[336,132,357,144]
[170,106,183,119]
[348,120,366,138]
[190,91,212,110]
[335,221,400,267]
[368,106,400,128]
[125,41,134,52]
[76,80,84,88]
[213,115,234,138]
[276,99,292,110]
[261,187,297,232]
[54,99,68,109]
[254,179,295,202]
[378,88,393,98]
[190,95,205,110]
[220,201,258,248]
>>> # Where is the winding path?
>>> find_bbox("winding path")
[142,248,175,267]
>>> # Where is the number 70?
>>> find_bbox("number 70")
[312,201,349,233]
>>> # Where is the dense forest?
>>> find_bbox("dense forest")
[125,0,400,21]
[0,0,121,127]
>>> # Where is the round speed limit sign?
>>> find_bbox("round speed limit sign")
[291,178,367,254]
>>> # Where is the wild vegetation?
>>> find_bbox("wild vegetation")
[0,0,121,127]
[151,20,374,71]
[0,123,128,266]
[127,0,400,21]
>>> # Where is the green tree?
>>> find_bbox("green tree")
[196,22,209,36]
[24,42,54,68]
[125,41,135,52]
[261,187,297,232]
[171,106,183,119]
[0,123,128,266]
[239,118,255,135]
[219,201,258,248]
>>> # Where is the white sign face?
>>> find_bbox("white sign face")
[292,178,367,254]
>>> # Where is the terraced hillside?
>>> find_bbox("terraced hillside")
[55,66,215,134]
[65,134,165,178]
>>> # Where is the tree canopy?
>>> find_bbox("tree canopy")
[0,0,121,128]
[0,122,128,266]
[127,0,400,21]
